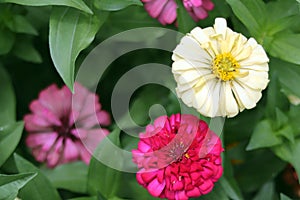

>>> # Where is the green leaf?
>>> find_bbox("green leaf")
[12,37,42,63]
[94,0,142,11]
[235,150,285,192]
[268,33,300,65]
[280,193,292,200]
[5,15,38,35]
[275,108,288,128]
[276,125,294,143]
[0,65,16,124]
[68,197,97,200]
[175,0,196,33]
[0,173,37,200]
[225,0,267,38]
[253,181,277,200]
[0,122,23,167]
[246,120,282,150]
[0,0,93,14]
[223,156,243,200]
[273,139,300,182]
[265,0,299,35]
[271,58,300,99]
[49,7,106,91]
[42,162,88,194]
[0,28,15,55]
[87,128,122,198]
[266,71,289,119]
[197,181,229,200]
[14,154,62,200]
[219,177,243,200]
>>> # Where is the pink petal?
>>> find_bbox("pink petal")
[77,142,92,164]
[202,0,214,10]
[60,85,72,116]
[32,148,47,162]
[26,132,58,148]
[24,114,52,127]
[147,179,165,197]
[193,6,208,19]
[145,0,168,18]
[72,82,90,114]
[158,0,177,24]
[97,110,111,126]
[77,93,100,120]
[63,138,79,161]
[71,128,88,139]
[38,84,63,117]
[81,128,109,153]
[29,100,62,126]
[191,0,202,7]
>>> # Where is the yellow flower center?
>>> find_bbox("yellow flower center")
[212,53,240,81]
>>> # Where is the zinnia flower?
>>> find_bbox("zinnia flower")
[172,18,269,117]
[132,114,223,199]
[141,0,214,25]
[24,83,111,168]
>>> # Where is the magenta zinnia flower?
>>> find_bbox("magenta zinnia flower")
[132,114,223,199]
[141,0,214,25]
[24,83,111,168]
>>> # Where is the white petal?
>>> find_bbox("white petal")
[180,90,195,106]
[172,59,196,73]
[173,35,212,63]
[192,80,214,113]
[190,27,211,45]
[231,81,261,109]
[240,63,269,72]
[177,70,206,85]
[236,70,269,90]
[223,82,239,117]
[213,18,227,40]
[195,80,219,117]
[239,45,269,66]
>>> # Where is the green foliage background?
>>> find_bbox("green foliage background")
[0,0,300,199]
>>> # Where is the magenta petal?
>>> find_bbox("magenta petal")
[175,191,188,200]
[138,141,151,152]
[199,179,213,194]
[186,187,201,197]
[147,179,165,197]
[153,116,168,128]
[141,171,157,183]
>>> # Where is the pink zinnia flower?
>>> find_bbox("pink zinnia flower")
[141,0,214,25]
[24,83,111,168]
[132,114,223,199]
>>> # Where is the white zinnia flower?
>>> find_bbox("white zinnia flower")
[172,18,269,118]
